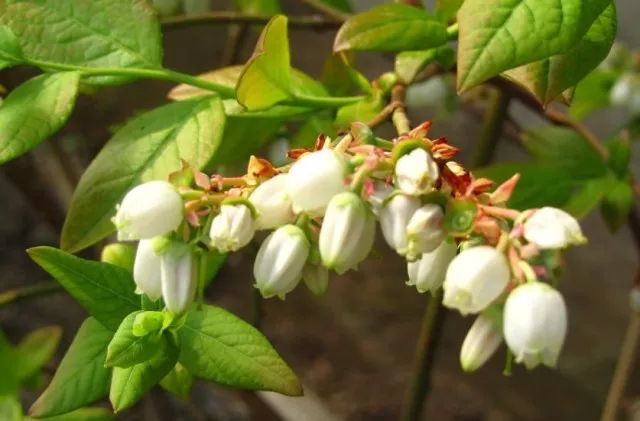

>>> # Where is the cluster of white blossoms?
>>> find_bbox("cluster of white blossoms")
[111,121,587,372]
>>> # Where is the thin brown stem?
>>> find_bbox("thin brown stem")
[0,281,62,307]
[601,306,640,421]
[220,24,249,66]
[366,101,402,129]
[161,12,343,31]
[473,89,511,167]
[298,0,350,21]
[400,292,446,421]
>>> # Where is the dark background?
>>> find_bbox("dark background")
[1,0,639,419]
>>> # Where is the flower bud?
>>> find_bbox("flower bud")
[319,192,376,274]
[394,148,439,196]
[101,243,135,271]
[254,225,310,299]
[249,174,295,230]
[405,204,445,260]
[523,207,586,249]
[503,282,567,369]
[407,240,457,293]
[209,204,255,252]
[161,244,196,314]
[379,194,420,256]
[460,313,502,372]
[133,239,163,301]
[287,149,348,216]
[302,263,329,296]
[113,181,183,241]
[443,246,510,315]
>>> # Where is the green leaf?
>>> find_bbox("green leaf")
[237,15,292,110]
[478,126,609,210]
[457,0,611,92]
[110,334,178,412]
[477,163,577,210]
[29,318,112,418]
[317,0,351,12]
[15,326,62,382]
[321,52,371,96]
[178,305,302,396]
[520,127,607,178]
[160,363,193,399]
[28,247,139,331]
[0,0,162,85]
[0,331,18,396]
[435,0,464,22]
[0,72,80,164]
[0,395,21,421]
[334,89,384,128]
[26,407,115,421]
[106,311,164,368]
[61,96,225,253]
[606,136,632,178]
[334,4,448,52]
[563,174,616,218]
[0,25,22,69]
[601,180,634,232]
[395,45,455,84]
[291,115,336,148]
[503,3,617,105]
[569,69,617,120]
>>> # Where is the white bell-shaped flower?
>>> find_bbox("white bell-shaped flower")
[209,203,255,252]
[443,246,510,315]
[460,313,503,372]
[254,225,310,299]
[302,263,329,296]
[379,193,420,256]
[407,240,457,293]
[161,243,196,314]
[249,174,295,230]
[503,282,567,369]
[133,239,163,301]
[405,204,445,260]
[394,148,439,196]
[113,181,183,241]
[287,149,348,216]
[319,192,376,274]
[523,207,586,249]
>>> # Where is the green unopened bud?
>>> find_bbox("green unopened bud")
[101,243,135,271]
[132,311,165,337]
[377,72,399,94]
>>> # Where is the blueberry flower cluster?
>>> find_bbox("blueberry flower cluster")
[111,121,586,372]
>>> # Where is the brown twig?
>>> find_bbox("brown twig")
[366,101,402,129]
[298,0,351,21]
[160,12,343,31]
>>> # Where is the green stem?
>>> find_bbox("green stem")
[25,59,236,98]
[289,93,363,108]
[446,23,459,39]
[0,281,62,307]
[400,292,446,421]
[472,89,510,167]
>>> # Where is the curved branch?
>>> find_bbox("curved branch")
[161,12,342,31]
